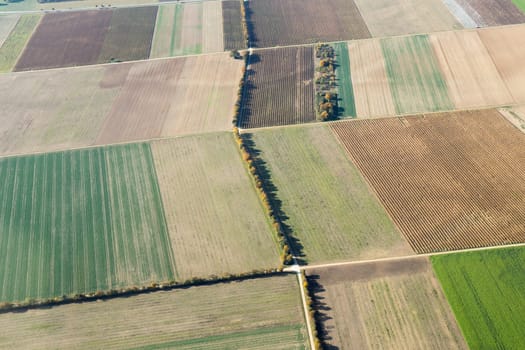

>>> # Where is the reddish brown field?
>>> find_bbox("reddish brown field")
[330,110,525,253]
[245,0,370,47]
[14,11,112,71]
[453,0,525,26]
[239,47,315,128]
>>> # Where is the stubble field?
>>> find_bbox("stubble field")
[151,132,280,280]
[248,125,412,264]
[0,143,175,303]
[307,258,468,349]
[0,275,309,349]
[331,110,525,253]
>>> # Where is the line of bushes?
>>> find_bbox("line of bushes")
[239,0,250,47]
[233,127,293,266]
[315,43,338,121]
[0,268,283,313]
[302,272,322,350]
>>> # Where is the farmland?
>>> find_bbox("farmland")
[0,143,175,303]
[330,110,525,253]
[0,14,40,73]
[0,275,309,349]
[0,15,19,47]
[306,258,467,349]
[432,247,525,349]
[0,53,243,156]
[222,0,244,50]
[245,0,370,47]
[429,30,513,109]
[334,42,356,118]
[151,132,280,280]
[354,0,462,37]
[248,125,412,264]
[513,0,525,12]
[381,34,453,114]
[499,105,525,133]
[445,0,525,26]
[239,47,315,128]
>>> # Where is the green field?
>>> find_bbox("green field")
[432,247,525,349]
[150,4,185,58]
[151,133,280,280]
[98,7,158,63]
[334,42,356,117]
[381,34,453,114]
[0,14,40,72]
[512,0,525,12]
[0,143,175,303]
[0,275,309,349]
[249,125,412,264]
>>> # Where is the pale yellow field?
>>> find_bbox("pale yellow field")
[202,1,224,53]
[499,106,525,133]
[430,30,514,109]
[0,14,19,47]
[348,40,396,118]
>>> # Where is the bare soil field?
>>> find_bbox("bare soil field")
[202,1,224,53]
[239,47,315,128]
[306,258,467,349]
[499,106,525,133]
[222,0,244,50]
[348,39,396,118]
[151,133,280,280]
[245,0,370,47]
[0,275,309,349]
[330,110,525,253]
[451,0,525,26]
[479,25,525,103]
[429,30,513,109]
[353,0,462,37]
[0,15,19,47]
[14,11,112,71]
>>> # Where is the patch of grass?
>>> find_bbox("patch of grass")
[334,42,356,117]
[431,247,525,349]
[512,0,525,13]
[0,14,40,72]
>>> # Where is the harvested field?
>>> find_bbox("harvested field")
[499,105,525,133]
[480,25,525,103]
[151,133,280,280]
[429,30,513,109]
[245,0,370,47]
[441,0,478,28]
[306,258,467,349]
[222,0,245,50]
[239,47,315,128]
[330,110,525,253]
[14,11,112,71]
[348,40,396,118]
[381,35,453,114]
[202,1,224,53]
[432,247,525,349]
[0,143,175,303]
[0,14,40,73]
[353,0,461,37]
[97,6,158,63]
[249,125,412,264]
[0,275,309,349]
[448,0,525,26]
[334,42,356,118]
[0,15,20,47]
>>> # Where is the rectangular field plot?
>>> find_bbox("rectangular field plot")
[480,25,525,103]
[248,125,412,264]
[429,30,513,109]
[381,35,454,115]
[239,47,315,128]
[353,0,461,37]
[0,275,309,349]
[222,0,245,50]
[432,247,525,349]
[0,15,20,47]
[445,0,525,26]
[0,143,175,303]
[330,110,525,253]
[334,42,356,118]
[151,133,280,280]
[245,0,370,47]
[0,14,41,73]
[306,258,467,349]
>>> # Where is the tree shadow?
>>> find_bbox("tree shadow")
[244,2,258,47]
[306,274,339,350]
[240,133,307,265]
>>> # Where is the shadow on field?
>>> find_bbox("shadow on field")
[241,133,307,265]
[239,71,256,128]
[244,3,258,47]
[306,274,339,350]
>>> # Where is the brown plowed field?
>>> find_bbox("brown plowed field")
[245,0,370,47]
[479,25,525,103]
[454,0,525,26]
[239,47,315,128]
[14,11,112,71]
[330,110,525,253]
[429,30,513,109]
[306,258,468,349]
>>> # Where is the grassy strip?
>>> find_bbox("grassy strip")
[512,0,525,13]
[302,272,321,350]
[431,247,525,349]
[0,14,40,73]
[334,42,356,117]
[170,4,183,56]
